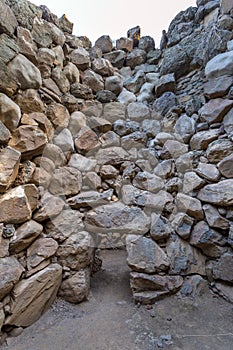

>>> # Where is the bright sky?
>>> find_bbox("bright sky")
[32,0,197,47]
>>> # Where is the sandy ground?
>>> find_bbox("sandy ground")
[2,249,233,350]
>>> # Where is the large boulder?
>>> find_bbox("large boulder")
[0,93,21,131]
[0,257,24,301]
[5,264,62,327]
[0,146,21,192]
[58,268,90,303]
[205,51,233,79]
[56,231,94,270]
[0,1,18,36]
[0,185,38,224]
[126,235,170,273]
[85,202,151,234]
[8,54,42,90]
[198,179,233,206]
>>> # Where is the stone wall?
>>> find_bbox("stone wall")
[0,0,233,342]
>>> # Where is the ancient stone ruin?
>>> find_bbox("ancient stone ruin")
[0,0,233,342]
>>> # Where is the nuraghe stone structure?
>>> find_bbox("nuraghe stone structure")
[0,0,233,341]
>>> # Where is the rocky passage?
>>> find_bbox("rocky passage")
[0,0,233,343]
[2,250,233,350]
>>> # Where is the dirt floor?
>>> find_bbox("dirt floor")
[2,249,233,350]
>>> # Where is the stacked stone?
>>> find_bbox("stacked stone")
[0,0,233,341]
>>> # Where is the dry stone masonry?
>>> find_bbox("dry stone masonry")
[0,0,233,342]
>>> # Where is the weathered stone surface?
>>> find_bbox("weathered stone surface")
[0,224,9,258]
[176,193,204,220]
[130,272,183,304]
[223,107,233,136]
[200,98,233,124]
[126,235,170,273]
[67,190,113,209]
[218,154,233,178]
[0,34,19,64]
[0,1,18,36]
[75,126,100,154]
[0,185,38,224]
[56,231,94,270]
[68,154,96,174]
[5,264,62,327]
[46,103,70,130]
[0,93,21,131]
[133,171,164,193]
[161,140,188,159]
[116,37,133,52]
[82,69,104,93]
[105,75,123,95]
[196,162,220,182]
[204,76,233,98]
[51,67,70,94]
[33,192,65,222]
[49,167,82,196]
[8,54,42,90]
[139,36,155,52]
[16,27,37,64]
[205,51,233,79]
[58,268,90,304]
[179,275,209,298]
[150,213,172,241]
[215,282,233,303]
[0,121,11,144]
[53,128,74,152]
[5,0,42,30]
[127,25,140,47]
[212,253,233,283]
[152,92,177,116]
[9,126,47,159]
[174,114,195,142]
[121,185,173,211]
[203,204,229,230]
[167,235,206,276]
[207,139,233,163]
[127,102,150,122]
[155,73,176,97]
[103,50,126,69]
[102,102,125,123]
[0,58,18,97]
[85,202,150,234]
[183,171,205,193]
[0,257,24,301]
[121,131,147,150]
[42,144,66,168]
[63,62,80,85]
[27,237,58,270]
[84,172,102,190]
[171,213,194,240]
[70,82,93,100]
[96,90,117,103]
[124,70,145,94]
[198,179,233,206]
[45,209,84,243]
[70,47,91,70]
[95,35,112,53]
[32,18,65,47]
[10,220,43,254]
[15,89,44,114]
[125,48,147,69]
[0,147,21,192]
[96,147,129,165]
[190,129,219,150]
[153,159,175,179]
[92,58,114,77]
[190,221,225,258]
[117,88,136,104]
